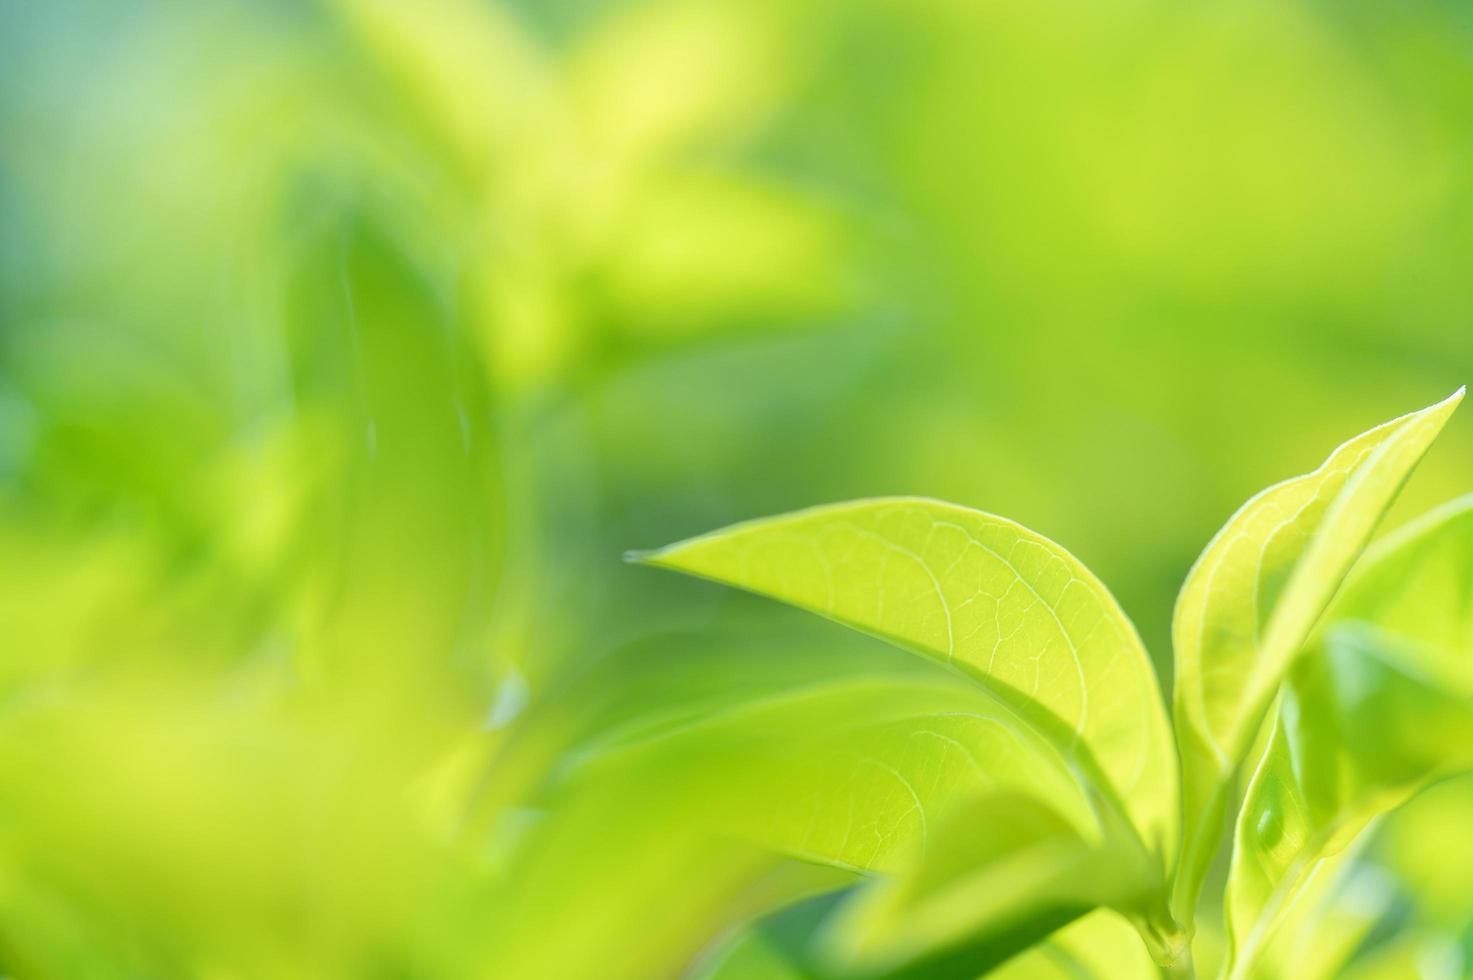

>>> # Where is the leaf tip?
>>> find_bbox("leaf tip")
[623,545,676,566]
[1432,384,1465,419]
[1412,385,1464,425]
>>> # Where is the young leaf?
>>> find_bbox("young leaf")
[699,905,1163,980]
[521,678,1095,980]
[632,498,1178,863]
[1337,928,1462,980]
[821,792,1160,979]
[1170,389,1463,919]
[695,929,811,980]
[576,676,1097,876]
[1301,493,1473,694]
[751,707,1095,875]
[990,911,1161,980]
[1224,497,1473,977]
[472,770,846,980]
[1225,633,1473,977]
[1241,858,1394,980]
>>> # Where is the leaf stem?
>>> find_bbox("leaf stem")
[1137,907,1195,980]
[1158,946,1195,980]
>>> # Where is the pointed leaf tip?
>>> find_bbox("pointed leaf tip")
[1171,386,1463,924]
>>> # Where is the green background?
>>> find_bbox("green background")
[3,0,1473,976]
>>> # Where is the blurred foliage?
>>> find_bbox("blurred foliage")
[4,0,1473,976]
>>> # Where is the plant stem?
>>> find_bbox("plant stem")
[1158,945,1195,980]
[1138,908,1195,980]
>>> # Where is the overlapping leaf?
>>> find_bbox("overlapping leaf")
[822,793,1158,979]
[989,910,1160,980]
[574,676,1096,876]
[1170,390,1462,918]
[1239,858,1396,980]
[1225,497,1473,977]
[633,498,1177,864]
[505,675,1095,980]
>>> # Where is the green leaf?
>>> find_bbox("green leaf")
[577,676,1097,876]
[989,911,1161,980]
[469,620,946,822]
[1337,928,1462,980]
[695,930,812,980]
[514,676,1091,980]
[1170,389,1463,920]
[473,784,846,980]
[821,792,1159,979]
[1302,493,1473,696]
[1225,497,1473,977]
[1247,863,1397,980]
[1379,775,1473,930]
[632,498,1178,865]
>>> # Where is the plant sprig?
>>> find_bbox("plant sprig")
[635,388,1472,979]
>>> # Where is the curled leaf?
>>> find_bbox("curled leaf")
[1171,390,1462,919]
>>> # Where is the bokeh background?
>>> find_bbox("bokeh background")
[3,0,1473,977]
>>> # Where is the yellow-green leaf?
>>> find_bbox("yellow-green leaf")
[822,792,1158,979]
[990,911,1161,980]
[522,677,1093,980]
[579,676,1096,876]
[633,498,1178,863]
[1242,859,1394,980]
[1171,389,1462,920]
[1225,497,1473,977]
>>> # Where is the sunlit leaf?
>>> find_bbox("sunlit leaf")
[478,677,1077,980]
[1338,927,1465,980]
[1171,390,1462,920]
[633,498,1178,867]
[989,910,1160,980]
[1253,864,1399,980]
[472,792,843,980]
[1378,774,1473,929]
[823,792,1157,979]
[576,676,1096,876]
[519,676,1107,979]
[695,929,810,980]
[1225,496,1473,976]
